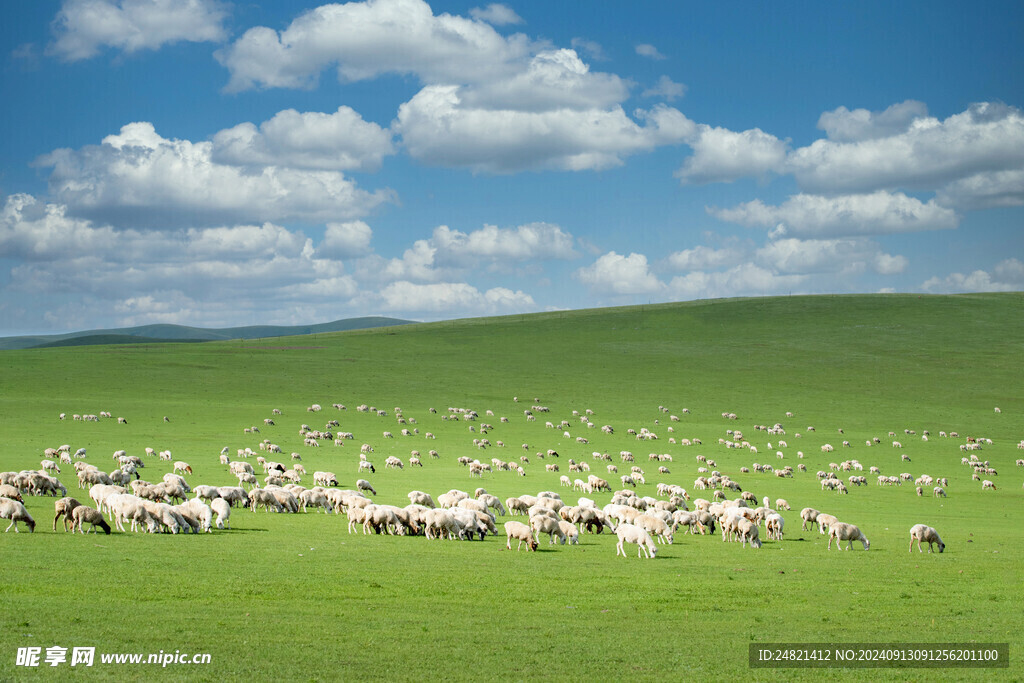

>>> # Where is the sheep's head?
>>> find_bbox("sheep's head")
[938,541,945,553]
[529,539,538,551]
[26,518,36,533]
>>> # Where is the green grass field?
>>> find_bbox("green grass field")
[1,293,1022,681]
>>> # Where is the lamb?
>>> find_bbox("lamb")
[248,488,284,513]
[982,480,996,490]
[71,505,111,534]
[909,524,944,553]
[477,493,507,516]
[356,479,377,496]
[765,513,784,541]
[211,498,231,529]
[827,522,870,550]
[53,496,82,531]
[775,498,791,511]
[615,523,658,558]
[933,486,946,498]
[193,485,220,503]
[408,490,436,508]
[172,461,193,475]
[504,521,538,551]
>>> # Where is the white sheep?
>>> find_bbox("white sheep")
[71,505,111,534]
[909,524,944,553]
[0,498,36,532]
[211,498,231,529]
[827,522,869,550]
[614,522,657,558]
[815,513,838,535]
[356,479,376,496]
[504,521,538,551]
[530,514,566,545]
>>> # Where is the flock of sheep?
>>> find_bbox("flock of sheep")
[0,398,1015,564]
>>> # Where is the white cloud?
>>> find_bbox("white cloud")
[38,122,393,228]
[642,75,686,101]
[789,102,1024,195]
[1,193,117,260]
[395,86,693,172]
[211,107,395,172]
[431,222,577,262]
[936,169,1024,210]
[570,37,606,62]
[317,221,373,260]
[469,3,523,26]
[458,49,630,112]
[676,124,789,184]
[666,244,749,271]
[755,237,907,276]
[378,222,577,281]
[215,0,532,92]
[575,251,664,295]
[667,263,805,300]
[49,0,228,61]
[922,258,1024,293]
[817,100,928,142]
[635,43,665,60]
[379,281,534,313]
[710,191,959,237]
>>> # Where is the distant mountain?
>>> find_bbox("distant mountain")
[0,317,414,350]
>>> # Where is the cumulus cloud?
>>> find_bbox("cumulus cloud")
[458,49,631,112]
[755,237,907,276]
[469,3,523,26]
[575,251,664,295]
[922,258,1024,293]
[49,0,228,61]
[37,122,393,228]
[317,221,374,260]
[379,280,534,314]
[379,222,578,281]
[676,124,789,184]
[635,43,665,60]
[642,75,686,101]
[667,264,805,300]
[666,244,749,271]
[215,0,532,92]
[211,107,395,172]
[395,87,693,172]
[1,193,117,260]
[710,191,959,238]
[935,169,1024,210]
[789,102,1024,195]
[817,100,929,142]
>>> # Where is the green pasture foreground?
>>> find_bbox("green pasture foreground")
[0,294,1022,681]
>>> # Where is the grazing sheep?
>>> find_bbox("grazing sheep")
[933,486,946,498]
[356,479,377,496]
[71,505,111,534]
[982,480,996,490]
[530,514,567,545]
[909,524,944,553]
[615,523,658,558]
[558,520,580,545]
[0,484,23,503]
[53,496,82,531]
[801,507,820,530]
[815,513,839,535]
[827,522,870,550]
[504,521,538,551]
[173,461,193,475]
[775,498,790,511]
[0,498,36,532]
[211,498,231,529]
[736,517,762,548]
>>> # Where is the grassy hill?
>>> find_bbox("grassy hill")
[0,315,413,350]
[0,293,1020,680]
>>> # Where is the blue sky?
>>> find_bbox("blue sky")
[1,0,1022,335]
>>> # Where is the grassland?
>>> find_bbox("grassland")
[0,293,1022,681]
